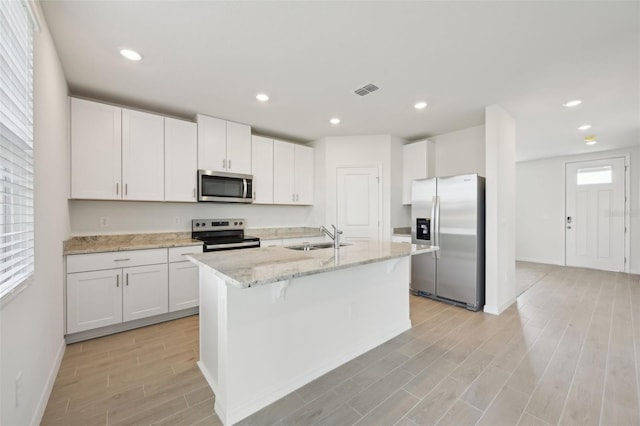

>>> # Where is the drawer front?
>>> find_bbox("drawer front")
[168,245,203,263]
[67,248,168,273]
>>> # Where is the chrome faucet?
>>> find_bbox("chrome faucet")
[320,224,343,249]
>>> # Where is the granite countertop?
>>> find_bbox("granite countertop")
[392,226,411,236]
[246,226,325,240]
[186,241,438,289]
[63,232,202,255]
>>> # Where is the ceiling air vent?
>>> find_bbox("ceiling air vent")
[354,83,380,96]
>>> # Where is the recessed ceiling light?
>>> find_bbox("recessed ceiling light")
[256,93,269,102]
[584,135,597,145]
[119,48,142,61]
[414,101,428,110]
[577,124,592,131]
[585,140,597,146]
[330,118,340,125]
[562,99,582,108]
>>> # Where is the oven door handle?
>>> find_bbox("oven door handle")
[243,179,248,199]
[205,241,259,250]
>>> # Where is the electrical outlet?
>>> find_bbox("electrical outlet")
[173,216,181,225]
[15,371,22,408]
[99,216,109,228]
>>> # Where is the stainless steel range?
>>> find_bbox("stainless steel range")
[191,219,260,252]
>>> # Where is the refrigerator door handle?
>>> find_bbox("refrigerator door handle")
[434,195,441,259]
[430,196,437,258]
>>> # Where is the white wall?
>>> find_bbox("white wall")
[0,3,70,424]
[516,147,640,274]
[69,201,315,235]
[432,125,486,177]
[313,135,405,241]
[484,106,516,315]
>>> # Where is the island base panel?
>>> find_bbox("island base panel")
[199,256,411,425]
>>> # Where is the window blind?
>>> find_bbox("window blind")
[0,0,35,299]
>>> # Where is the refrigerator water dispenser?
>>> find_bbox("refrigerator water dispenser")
[416,218,430,241]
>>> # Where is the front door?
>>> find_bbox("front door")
[336,167,381,241]
[565,157,626,271]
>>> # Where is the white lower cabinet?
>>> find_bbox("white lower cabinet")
[123,264,169,321]
[66,246,201,337]
[169,261,199,312]
[66,269,123,334]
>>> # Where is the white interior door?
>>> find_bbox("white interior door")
[565,157,626,271]
[336,167,381,241]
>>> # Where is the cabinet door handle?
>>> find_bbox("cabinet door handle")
[126,273,129,286]
[253,191,256,199]
[116,182,119,196]
[228,159,231,169]
[193,188,196,199]
[125,183,128,196]
[292,193,295,202]
[116,275,119,287]
[222,159,226,169]
[296,193,299,201]
[114,258,130,262]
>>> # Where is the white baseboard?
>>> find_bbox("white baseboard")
[484,296,516,316]
[31,338,65,425]
[516,257,564,266]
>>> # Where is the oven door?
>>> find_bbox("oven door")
[198,170,253,203]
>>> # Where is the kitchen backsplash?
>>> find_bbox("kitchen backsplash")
[69,200,316,235]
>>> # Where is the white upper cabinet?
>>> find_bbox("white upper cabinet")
[197,114,251,175]
[251,135,274,204]
[402,139,435,204]
[197,114,226,172]
[122,109,165,201]
[226,121,252,174]
[165,118,197,202]
[294,144,314,205]
[70,98,122,199]
[273,140,314,205]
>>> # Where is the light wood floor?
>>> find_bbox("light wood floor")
[43,264,640,425]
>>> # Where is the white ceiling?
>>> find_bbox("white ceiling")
[40,1,639,162]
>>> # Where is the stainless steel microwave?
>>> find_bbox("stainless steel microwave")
[198,170,253,203]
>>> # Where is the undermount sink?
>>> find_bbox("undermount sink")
[286,242,351,251]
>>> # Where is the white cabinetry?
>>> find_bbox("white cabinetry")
[122,109,165,201]
[251,135,274,204]
[66,269,123,333]
[168,246,202,312]
[273,140,314,205]
[122,263,168,321]
[165,118,197,202]
[66,248,168,334]
[197,114,251,174]
[391,235,412,244]
[70,98,122,199]
[70,98,168,202]
[402,139,435,205]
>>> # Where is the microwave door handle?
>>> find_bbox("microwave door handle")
[243,179,248,199]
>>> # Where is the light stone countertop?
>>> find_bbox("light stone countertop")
[186,241,438,289]
[246,226,325,240]
[63,232,202,255]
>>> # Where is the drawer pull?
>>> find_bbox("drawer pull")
[114,258,131,262]
[126,273,129,286]
[116,275,119,287]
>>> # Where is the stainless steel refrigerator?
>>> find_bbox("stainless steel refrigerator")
[411,174,485,311]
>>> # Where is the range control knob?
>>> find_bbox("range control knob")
[195,223,200,227]
[239,221,243,225]
[234,221,238,226]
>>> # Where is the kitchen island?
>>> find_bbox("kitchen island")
[187,241,437,425]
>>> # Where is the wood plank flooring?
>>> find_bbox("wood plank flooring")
[42,263,640,425]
